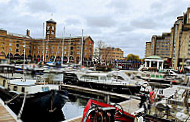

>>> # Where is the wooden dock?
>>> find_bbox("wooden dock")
[0,99,18,122]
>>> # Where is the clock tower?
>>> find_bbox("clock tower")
[46,19,56,39]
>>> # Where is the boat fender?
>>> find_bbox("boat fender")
[149,91,155,104]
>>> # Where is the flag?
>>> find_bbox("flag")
[88,41,91,45]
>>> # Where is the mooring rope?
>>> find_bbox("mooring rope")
[5,93,21,105]
[17,92,27,119]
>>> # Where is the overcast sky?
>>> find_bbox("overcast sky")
[0,0,189,58]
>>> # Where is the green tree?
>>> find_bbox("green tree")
[126,54,140,61]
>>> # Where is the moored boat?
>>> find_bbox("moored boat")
[81,99,135,122]
[0,77,68,122]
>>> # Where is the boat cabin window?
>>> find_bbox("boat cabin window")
[112,75,124,80]
[3,80,6,87]
[107,75,111,80]
[42,86,49,91]
[21,87,25,92]
[100,76,106,81]
[159,89,163,94]
[7,85,10,91]
[13,86,17,91]
[117,76,124,80]
[80,76,98,80]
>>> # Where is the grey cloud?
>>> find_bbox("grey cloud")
[86,15,116,28]
[131,18,158,29]
[65,18,82,26]
[25,0,56,13]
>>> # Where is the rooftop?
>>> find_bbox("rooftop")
[146,55,162,59]
[46,19,56,24]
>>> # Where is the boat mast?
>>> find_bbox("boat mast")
[23,40,26,81]
[79,29,84,65]
[61,27,65,64]
[67,34,71,64]
[43,22,45,62]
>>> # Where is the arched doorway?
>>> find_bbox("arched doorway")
[76,57,80,64]
[56,56,61,61]
[69,56,74,63]
[63,56,67,64]
[37,55,40,62]
[14,54,20,60]
[28,55,32,62]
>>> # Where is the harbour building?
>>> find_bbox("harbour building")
[145,7,190,69]
[170,7,190,69]
[150,33,171,59]
[100,47,124,65]
[145,42,151,57]
[145,33,171,68]
[0,19,94,65]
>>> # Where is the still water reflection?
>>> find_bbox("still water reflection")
[62,97,88,120]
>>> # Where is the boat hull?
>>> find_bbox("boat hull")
[0,88,68,122]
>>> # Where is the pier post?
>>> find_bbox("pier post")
[104,94,110,104]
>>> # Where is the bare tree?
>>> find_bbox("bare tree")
[97,40,106,63]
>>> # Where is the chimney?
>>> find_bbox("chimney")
[26,29,30,36]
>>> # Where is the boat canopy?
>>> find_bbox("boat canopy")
[9,79,36,86]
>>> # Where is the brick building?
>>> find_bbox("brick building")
[100,47,124,65]
[0,19,94,65]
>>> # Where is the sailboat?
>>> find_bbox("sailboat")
[0,40,68,121]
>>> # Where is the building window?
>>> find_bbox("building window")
[9,48,12,51]
[46,51,48,53]
[70,47,73,50]
[52,46,54,49]
[70,51,73,55]
[38,51,40,53]
[46,46,48,49]
[16,44,19,47]
[16,49,19,52]
[13,86,17,91]
[9,43,12,46]
[77,51,80,55]
[64,51,66,54]
[38,47,40,49]
[64,46,67,49]
[57,51,60,54]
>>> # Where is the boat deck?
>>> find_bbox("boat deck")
[0,99,18,122]
[66,99,140,122]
